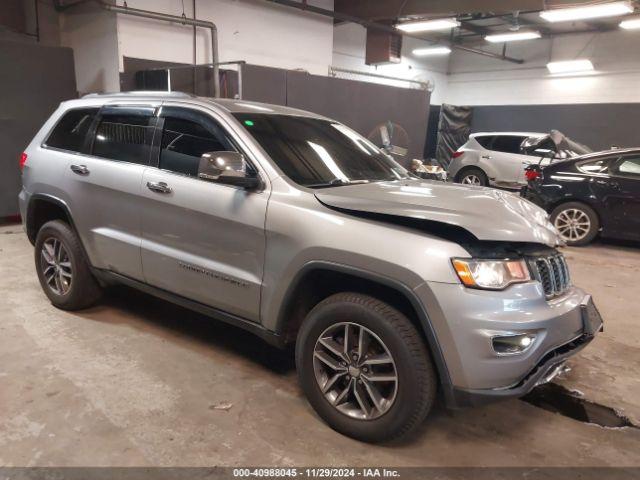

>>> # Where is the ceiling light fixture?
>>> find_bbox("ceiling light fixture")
[485,31,542,42]
[547,59,595,74]
[620,17,640,29]
[396,18,460,32]
[412,46,452,56]
[540,1,633,22]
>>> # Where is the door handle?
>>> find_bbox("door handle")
[70,164,89,175]
[146,181,172,194]
[481,155,492,159]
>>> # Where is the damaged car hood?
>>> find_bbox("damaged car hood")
[314,180,562,247]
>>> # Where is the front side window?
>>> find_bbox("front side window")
[233,113,410,187]
[45,108,99,153]
[614,156,640,178]
[159,115,237,177]
[92,111,154,165]
[523,137,556,157]
[491,135,526,154]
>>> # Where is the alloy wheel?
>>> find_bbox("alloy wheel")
[554,208,591,242]
[313,322,398,420]
[461,174,481,185]
[40,237,72,295]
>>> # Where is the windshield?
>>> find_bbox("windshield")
[233,113,411,187]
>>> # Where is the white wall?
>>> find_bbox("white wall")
[116,0,334,76]
[446,30,640,106]
[59,4,120,94]
[332,23,449,105]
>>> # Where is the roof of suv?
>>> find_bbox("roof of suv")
[76,91,326,119]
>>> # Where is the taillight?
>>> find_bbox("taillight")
[19,152,28,171]
[452,151,464,159]
[525,169,540,181]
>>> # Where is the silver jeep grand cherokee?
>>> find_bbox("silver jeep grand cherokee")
[19,92,603,442]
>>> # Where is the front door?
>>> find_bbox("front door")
[140,105,268,321]
[63,105,156,281]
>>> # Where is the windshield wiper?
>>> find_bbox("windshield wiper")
[306,179,370,189]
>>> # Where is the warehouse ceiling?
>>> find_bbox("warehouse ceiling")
[333,0,638,46]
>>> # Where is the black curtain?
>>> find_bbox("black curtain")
[435,104,473,167]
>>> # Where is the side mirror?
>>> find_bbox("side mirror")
[198,151,260,189]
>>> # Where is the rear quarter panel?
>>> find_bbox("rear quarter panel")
[536,162,606,219]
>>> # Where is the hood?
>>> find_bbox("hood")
[314,180,562,247]
[523,130,592,157]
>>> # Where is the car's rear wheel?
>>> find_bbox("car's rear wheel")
[296,292,437,442]
[550,202,599,246]
[35,220,102,310]
[457,167,488,186]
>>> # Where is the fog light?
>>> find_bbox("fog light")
[492,334,536,355]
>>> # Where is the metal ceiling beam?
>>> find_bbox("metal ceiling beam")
[333,0,544,20]
[264,0,524,64]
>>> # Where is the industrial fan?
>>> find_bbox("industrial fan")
[367,121,410,159]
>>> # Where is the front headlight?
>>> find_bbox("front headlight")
[452,258,531,290]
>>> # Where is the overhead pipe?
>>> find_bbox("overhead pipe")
[54,0,220,96]
[263,0,524,64]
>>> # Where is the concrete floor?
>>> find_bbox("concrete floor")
[1,224,639,467]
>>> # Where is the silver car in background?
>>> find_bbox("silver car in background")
[19,93,602,442]
[448,131,592,188]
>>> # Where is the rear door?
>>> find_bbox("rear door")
[485,135,528,185]
[602,155,640,239]
[139,104,268,321]
[62,104,156,281]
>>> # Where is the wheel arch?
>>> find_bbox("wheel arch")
[274,261,452,390]
[454,165,489,183]
[26,194,75,245]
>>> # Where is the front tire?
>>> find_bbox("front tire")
[296,293,437,442]
[457,167,488,186]
[550,202,599,246]
[35,220,102,310]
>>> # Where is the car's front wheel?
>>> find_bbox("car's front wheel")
[550,202,599,246]
[35,220,102,310]
[296,292,437,442]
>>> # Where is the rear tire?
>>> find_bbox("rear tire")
[296,292,437,442]
[457,167,488,186]
[34,220,102,310]
[550,202,599,246]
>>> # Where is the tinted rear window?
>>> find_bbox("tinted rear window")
[577,158,610,174]
[474,135,494,149]
[45,108,98,153]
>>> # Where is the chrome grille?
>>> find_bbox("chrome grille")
[530,254,571,298]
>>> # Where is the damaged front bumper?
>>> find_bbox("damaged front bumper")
[449,331,596,408]
[415,282,603,408]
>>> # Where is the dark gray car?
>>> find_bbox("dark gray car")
[19,93,602,442]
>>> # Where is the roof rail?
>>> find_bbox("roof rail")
[82,91,194,98]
